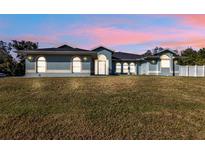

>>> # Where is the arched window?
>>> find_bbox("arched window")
[73,57,81,73]
[160,54,170,68]
[116,63,121,73]
[98,54,107,61]
[97,54,107,75]
[37,56,46,73]
[123,63,129,73]
[130,63,136,73]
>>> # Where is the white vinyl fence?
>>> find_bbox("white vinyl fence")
[179,65,205,77]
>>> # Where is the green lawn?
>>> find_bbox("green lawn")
[0,76,205,139]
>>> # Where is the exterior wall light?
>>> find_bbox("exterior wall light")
[83,57,87,61]
[151,60,156,64]
[27,56,32,61]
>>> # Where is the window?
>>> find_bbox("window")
[116,63,121,73]
[123,63,128,73]
[161,59,170,68]
[73,57,81,73]
[160,55,170,68]
[130,63,135,73]
[97,54,107,75]
[37,57,46,73]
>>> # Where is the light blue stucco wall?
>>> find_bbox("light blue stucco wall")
[158,52,174,76]
[26,59,35,70]
[137,52,179,76]
[25,54,92,77]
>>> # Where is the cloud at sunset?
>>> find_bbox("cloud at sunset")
[70,25,205,50]
[175,15,205,28]
[1,15,205,52]
[71,26,156,46]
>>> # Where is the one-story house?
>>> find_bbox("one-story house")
[16,45,180,77]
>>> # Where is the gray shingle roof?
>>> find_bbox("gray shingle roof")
[113,52,142,60]
[15,45,97,56]
[92,46,115,53]
[32,44,90,52]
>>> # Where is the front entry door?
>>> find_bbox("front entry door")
[98,61,106,75]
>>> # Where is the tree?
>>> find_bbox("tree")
[196,48,205,65]
[11,40,38,76]
[143,50,152,56]
[153,46,164,54]
[179,48,198,65]
[0,41,17,75]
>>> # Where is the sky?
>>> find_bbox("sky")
[1,14,205,54]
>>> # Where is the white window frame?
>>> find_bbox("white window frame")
[160,55,170,68]
[116,63,121,73]
[130,63,136,73]
[37,56,46,73]
[72,57,82,73]
[123,63,129,73]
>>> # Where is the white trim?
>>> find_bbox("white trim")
[46,70,71,73]
[146,62,149,75]
[203,65,205,77]
[37,56,46,73]
[148,71,160,73]
[95,54,109,75]
[123,62,129,74]
[81,70,90,73]
[195,65,197,77]
[129,62,136,74]
[26,70,36,73]
[115,62,121,73]
[94,60,98,75]
[72,57,82,73]
[106,59,109,75]
[170,71,179,73]
[186,65,189,76]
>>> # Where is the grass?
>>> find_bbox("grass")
[0,76,205,139]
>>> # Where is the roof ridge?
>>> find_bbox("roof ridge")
[117,51,140,55]
[58,44,74,49]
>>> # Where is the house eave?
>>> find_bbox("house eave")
[112,59,141,62]
[15,50,97,57]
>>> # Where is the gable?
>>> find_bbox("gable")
[160,54,170,59]
[92,46,114,54]
[154,49,178,56]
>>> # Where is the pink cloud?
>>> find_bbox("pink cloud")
[173,15,205,28]
[72,26,159,46]
[71,25,205,49]
[160,37,205,49]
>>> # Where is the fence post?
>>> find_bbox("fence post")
[195,65,197,77]
[203,65,205,77]
[146,62,149,75]
[179,66,181,76]
[186,65,189,77]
